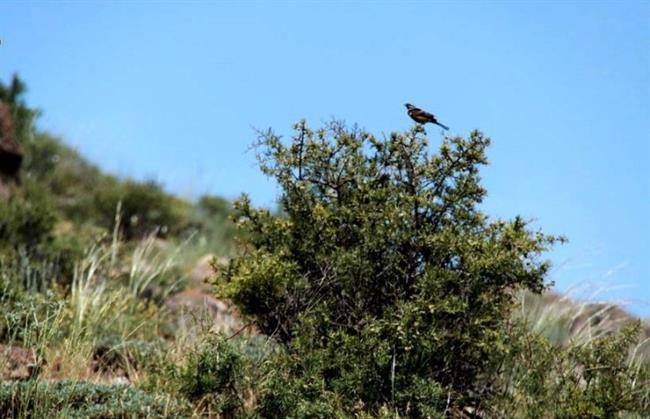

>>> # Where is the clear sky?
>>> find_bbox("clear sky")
[1,2,648,315]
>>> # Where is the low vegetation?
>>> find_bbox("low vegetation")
[0,75,647,417]
[0,380,190,418]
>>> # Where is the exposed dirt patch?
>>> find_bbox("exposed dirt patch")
[0,345,37,380]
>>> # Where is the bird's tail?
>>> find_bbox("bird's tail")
[436,122,449,131]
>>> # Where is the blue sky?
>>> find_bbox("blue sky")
[1,2,648,315]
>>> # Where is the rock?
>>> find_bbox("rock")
[54,220,75,235]
[188,254,215,283]
[166,289,252,335]
[107,376,131,386]
[0,102,23,182]
[188,254,228,284]
[0,180,10,201]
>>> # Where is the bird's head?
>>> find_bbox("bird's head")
[404,103,415,110]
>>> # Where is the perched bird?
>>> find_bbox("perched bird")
[404,103,449,130]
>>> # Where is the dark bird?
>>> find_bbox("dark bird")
[404,103,449,130]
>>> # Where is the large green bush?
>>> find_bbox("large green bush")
[219,121,563,415]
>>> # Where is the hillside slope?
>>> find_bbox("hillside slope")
[1,75,648,417]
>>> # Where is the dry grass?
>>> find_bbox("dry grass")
[515,286,650,363]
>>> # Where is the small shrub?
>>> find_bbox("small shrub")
[173,334,245,416]
[93,179,191,240]
[0,74,38,143]
[0,380,190,418]
[492,321,650,417]
[188,194,238,256]
[197,195,232,219]
[0,180,56,251]
[93,337,165,377]
[0,179,89,290]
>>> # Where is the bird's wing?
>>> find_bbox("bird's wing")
[414,109,435,120]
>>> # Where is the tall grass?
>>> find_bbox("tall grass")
[515,286,649,362]
[1,220,187,380]
[128,231,185,300]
